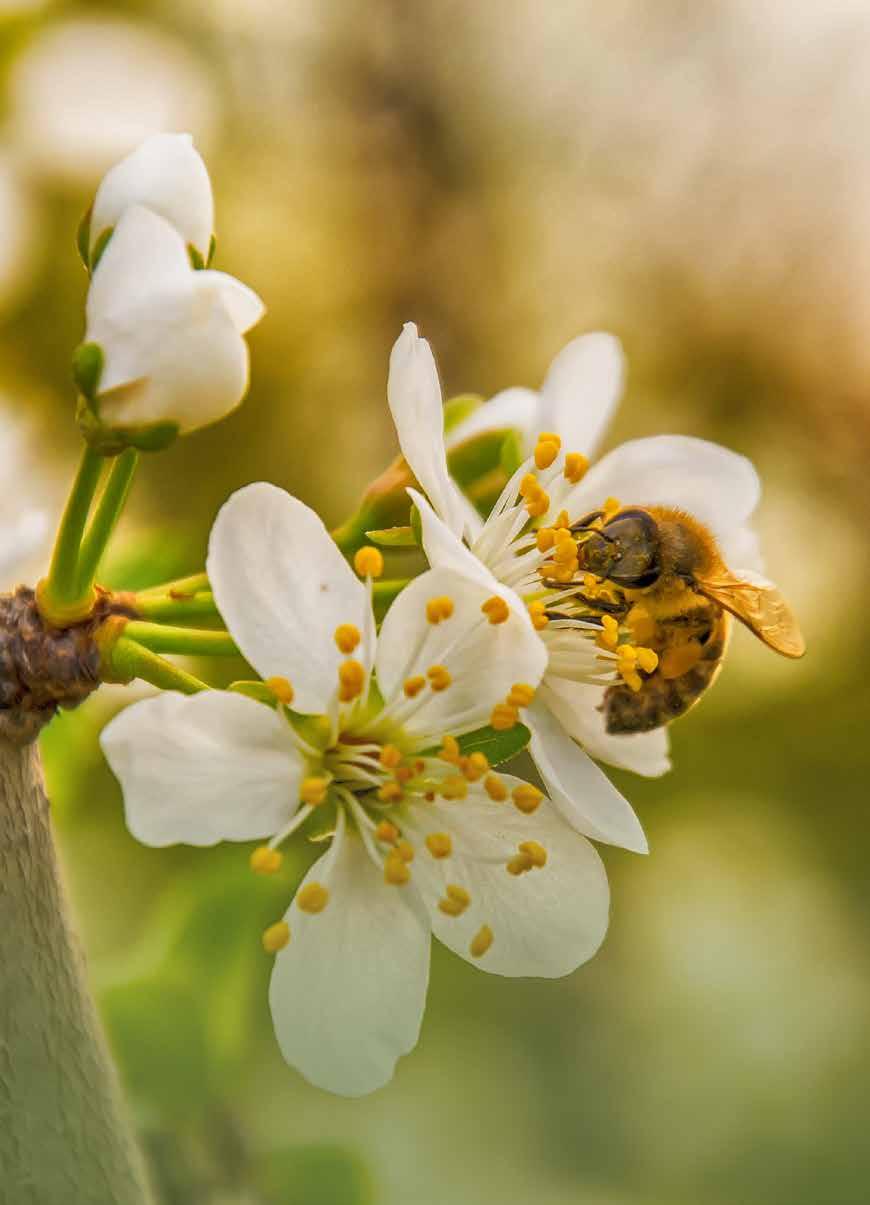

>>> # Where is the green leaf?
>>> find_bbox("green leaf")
[90,225,113,271]
[365,525,417,548]
[72,341,103,402]
[187,243,205,270]
[207,233,217,266]
[457,723,532,766]
[443,392,483,433]
[76,205,92,270]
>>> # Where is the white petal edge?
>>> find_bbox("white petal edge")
[207,483,368,714]
[100,690,302,847]
[539,332,624,458]
[194,270,265,334]
[408,487,494,589]
[269,817,431,1096]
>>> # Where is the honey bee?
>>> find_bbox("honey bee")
[567,505,805,735]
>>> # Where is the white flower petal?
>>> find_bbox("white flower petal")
[541,677,671,779]
[563,435,761,553]
[100,690,301,847]
[404,784,609,978]
[90,132,214,259]
[387,323,469,539]
[375,566,547,741]
[539,332,624,458]
[193,270,265,334]
[269,820,430,1096]
[408,487,494,588]
[444,386,539,452]
[528,698,649,853]
[207,483,368,713]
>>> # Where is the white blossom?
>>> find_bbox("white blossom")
[101,483,610,1096]
[83,205,263,439]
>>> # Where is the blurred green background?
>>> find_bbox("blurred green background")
[2,1,869,1202]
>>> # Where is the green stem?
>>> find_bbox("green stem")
[76,450,139,593]
[122,622,238,657]
[40,445,105,621]
[105,636,210,693]
[373,579,409,619]
[137,572,210,599]
[132,591,220,623]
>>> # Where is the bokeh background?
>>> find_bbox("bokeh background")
[2,1,869,1202]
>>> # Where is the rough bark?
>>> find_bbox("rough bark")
[0,737,153,1205]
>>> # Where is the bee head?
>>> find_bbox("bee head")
[577,508,662,588]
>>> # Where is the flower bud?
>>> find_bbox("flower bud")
[76,205,264,452]
[86,132,214,270]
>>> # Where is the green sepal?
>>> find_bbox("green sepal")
[76,205,93,271]
[207,234,217,266]
[409,503,423,547]
[457,723,532,766]
[188,243,205,270]
[447,427,508,489]
[124,421,180,453]
[365,525,418,548]
[72,341,103,403]
[76,391,180,456]
[500,428,524,477]
[228,680,278,706]
[91,226,113,271]
[443,392,483,434]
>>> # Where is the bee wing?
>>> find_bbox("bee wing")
[696,570,806,659]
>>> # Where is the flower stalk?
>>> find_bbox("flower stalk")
[121,620,238,657]
[76,449,139,594]
[38,444,106,624]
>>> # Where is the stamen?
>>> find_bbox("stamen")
[635,647,659,673]
[262,921,290,953]
[525,489,550,519]
[470,925,494,958]
[403,675,426,698]
[536,527,556,552]
[484,773,508,802]
[439,775,468,801]
[506,852,534,876]
[528,600,549,631]
[379,744,402,768]
[377,781,403,803]
[375,820,400,843]
[603,496,621,519]
[334,624,361,654]
[598,615,620,650]
[426,595,455,624]
[554,509,571,529]
[384,852,411,885]
[534,435,561,470]
[519,472,540,498]
[265,676,294,705]
[250,846,283,875]
[395,839,415,863]
[563,452,589,483]
[300,777,328,806]
[462,751,489,782]
[353,546,384,578]
[538,430,562,445]
[338,658,366,702]
[490,702,519,731]
[438,884,471,916]
[439,734,461,763]
[425,832,453,858]
[481,595,510,625]
[507,683,536,708]
[518,840,547,867]
[297,882,329,913]
[426,664,452,692]
[512,783,543,814]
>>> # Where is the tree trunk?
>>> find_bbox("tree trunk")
[0,737,154,1205]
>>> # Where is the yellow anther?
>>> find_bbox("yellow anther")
[463,751,489,781]
[507,683,536,709]
[512,783,544,814]
[250,845,283,875]
[426,832,453,858]
[484,773,508,802]
[519,472,540,498]
[518,840,547,868]
[338,658,366,702]
[403,675,426,698]
[554,509,571,530]
[265,676,294,705]
[375,820,400,843]
[334,623,361,654]
[617,644,638,663]
[394,765,413,784]
[564,452,589,483]
[538,431,562,447]
[621,669,643,693]
[636,646,659,674]
[297,882,329,913]
[534,438,560,470]
[545,561,577,585]
[481,595,510,625]
[470,925,494,958]
[440,775,468,801]
[426,595,455,624]
[438,884,471,916]
[536,527,556,552]
[300,776,328,807]
[528,600,549,630]
[603,496,621,518]
[506,852,534,876]
[490,702,519,731]
[598,614,620,650]
[553,540,578,565]
[525,490,550,518]
[378,781,403,803]
[262,921,290,953]
[395,839,415,863]
[426,664,452,692]
[379,744,402,769]
[384,853,411,885]
[439,734,461,763]
[353,546,384,578]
